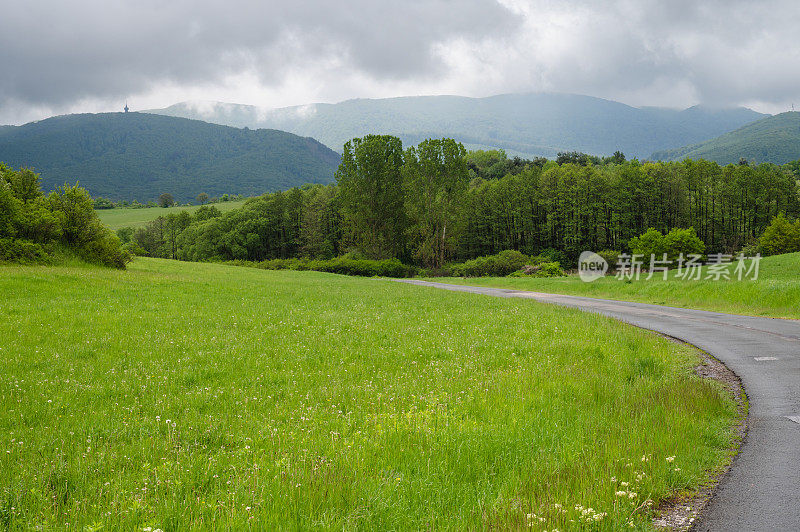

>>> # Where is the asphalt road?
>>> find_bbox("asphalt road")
[397,280,800,531]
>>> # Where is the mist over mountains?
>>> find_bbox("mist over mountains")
[147,93,766,159]
[1,93,791,204]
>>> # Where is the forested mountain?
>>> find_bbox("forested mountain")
[651,112,800,164]
[147,93,765,158]
[0,113,341,201]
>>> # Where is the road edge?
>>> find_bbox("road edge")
[651,339,748,531]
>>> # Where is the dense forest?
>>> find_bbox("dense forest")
[0,112,340,201]
[652,112,800,164]
[122,136,800,271]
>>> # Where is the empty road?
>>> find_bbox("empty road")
[398,280,800,531]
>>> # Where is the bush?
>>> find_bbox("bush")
[629,227,705,261]
[596,250,621,269]
[0,238,50,264]
[628,228,666,257]
[508,261,565,277]
[662,227,705,259]
[536,248,568,267]
[451,250,531,277]
[232,256,418,278]
[758,213,800,255]
[0,165,131,268]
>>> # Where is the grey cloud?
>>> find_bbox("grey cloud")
[0,0,517,109]
[2,0,800,123]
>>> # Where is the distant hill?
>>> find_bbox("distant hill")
[146,93,766,159]
[0,112,341,201]
[651,112,800,164]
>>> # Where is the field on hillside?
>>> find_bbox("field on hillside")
[0,259,737,530]
[96,199,249,231]
[431,253,800,320]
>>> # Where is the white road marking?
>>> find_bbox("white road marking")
[785,416,800,424]
[753,356,778,361]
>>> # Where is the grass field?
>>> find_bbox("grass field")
[1,258,737,530]
[96,200,250,231]
[431,253,800,320]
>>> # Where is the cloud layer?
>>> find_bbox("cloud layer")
[2,0,799,124]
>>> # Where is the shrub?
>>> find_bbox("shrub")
[537,248,567,266]
[451,250,530,277]
[662,227,705,259]
[758,213,800,256]
[596,250,621,269]
[629,227,705,261]
[508,261,565,277]
[0,166,131,268]
[232,256,417,278]
[0,238,50,264]
[628,228,666,257]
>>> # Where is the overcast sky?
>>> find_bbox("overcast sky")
[2,0,799,125]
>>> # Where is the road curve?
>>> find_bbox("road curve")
[396,280,800,531]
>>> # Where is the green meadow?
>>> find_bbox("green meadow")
[96,199,249,231]
[432,252,800,320]
[1,258,737,530]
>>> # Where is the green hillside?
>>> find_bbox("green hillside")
[651,112,800,164]
[147,93,765,158]
[0,113,341,201]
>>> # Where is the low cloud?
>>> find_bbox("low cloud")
[1,0,799,124]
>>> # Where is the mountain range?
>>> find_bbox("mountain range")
[0,112,341,201]
[651,112,800,164]
[146,93,766,159]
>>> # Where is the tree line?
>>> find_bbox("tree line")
[0,164,129,267]
[122,135,800,269]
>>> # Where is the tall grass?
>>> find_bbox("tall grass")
[0,258,736,530]
[430,252,800,319]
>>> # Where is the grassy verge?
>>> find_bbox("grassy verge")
[1,258,737,530]
[96,199,249,231]
[428,252,800,320]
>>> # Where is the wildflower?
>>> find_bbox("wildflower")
[628,492,637,499]
[620,481,629,487]
[616,491,627,497]
[666,455,675,463]
[610,476,616,482]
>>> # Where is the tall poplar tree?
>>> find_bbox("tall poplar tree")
[335,135,406,259]
[403,138,469,268]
